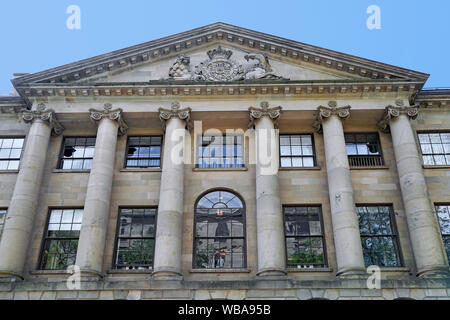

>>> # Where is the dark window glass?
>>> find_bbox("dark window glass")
[435,205,450,264]
[283,206,326,268]
[59,137,96,169]
[194,190,246,269]
[357,206,401,267]
[280,134,315,168]
[0,209,7,239]
[418,132,450,166]
[197,135,244,169]
[114,208,157,270]
[0,138,24,170]
[345,133,384,167]
[40,209,83,270]
[126,136,162,168]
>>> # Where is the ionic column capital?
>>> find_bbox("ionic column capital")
[22,103,64,136]
[159,102,192,131]
[377,100,419,133]
[248,101,282,129]
[89,103,128,135]
[313,101,351,133]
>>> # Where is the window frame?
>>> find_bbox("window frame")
[344,132,385,167]
[192,188,247,270]
[282,205,328,269]
[38,207,84,271]
[57,136,96,170]
[278,133,317,169]
[0,208,7,239]
[0,136,26,171]
[434,203,450,264]
[123,135,163,169]
[356,204,404,268]
[416,130,450,167]
[112,206,158,270]
[195,134,245,169]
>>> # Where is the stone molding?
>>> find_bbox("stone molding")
[89,103,128,135]
[313,101,351,133]
[22,103,64,136]
[377,99,419,133]
[158,102,192,131]
[248,101,282,129]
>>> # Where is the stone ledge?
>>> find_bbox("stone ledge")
[279,166,321,171]
[423,165,450,170]
[192,167,248,172]
[52,169,90,173]
[0,170,19,174]
[189,269,251,273]
[119,168,162,173]
[286,267,333,273]
[350,166,389,170]
[107,269,152,274]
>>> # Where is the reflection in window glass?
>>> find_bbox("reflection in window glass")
[279,134,315,168]
[356,206,401,267]
[197,135,244,169]
[114,208,157,270]
[345,133,384,167]
[59,137,96,170]
[418,132,450,166]
[283,206,326,268]
[194,191,245,269]
[40,209,83,270]
[0,138,24,170]
[435,205,450,264]
[0,209,7,239]
[126,136,162,168]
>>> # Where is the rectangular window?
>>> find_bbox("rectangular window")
[40,208,83,270]
[59,137,96,170]
[197,135,244,169]
[113,208,157,270]
[125,136,162,168]
[435,204,450,264]
[356,205,401,267]
[279,134,315,168]
[0,137,24,170]
[0,209,7,239]
[418,132,450,166]
[283,206,327,268]
[345,133,384,167]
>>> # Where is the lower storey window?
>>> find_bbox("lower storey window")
[40,208,83,270]
[435,205,450,264]
[283,206,327,268]
[114,208,157,270]
[357,205,401,267]
[0,209,6,238]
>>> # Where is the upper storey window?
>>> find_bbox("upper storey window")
[345,133,384,167]
[0,138,24,170]
[125,136,162,168]
[279,134,315,168]
[418,132,450,166]
[197,135,244,169]
[59,137,95,170]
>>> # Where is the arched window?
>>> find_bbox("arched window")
[193,190,246,269]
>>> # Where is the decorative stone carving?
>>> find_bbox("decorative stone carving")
[159,102,192,131]
[248,101,282,129]
[313,101,351,133]
[22,103,64,136]
[168,46,286,82]
[89,103,128,135]
[377,100,419,133]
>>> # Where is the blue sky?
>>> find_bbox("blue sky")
[1,0,449,95]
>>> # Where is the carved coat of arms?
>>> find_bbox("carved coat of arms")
[168,46,286,82]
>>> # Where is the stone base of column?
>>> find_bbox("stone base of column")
[256,268,287,278]
[416,265,450,278]
[78,269,103,281]
[336,267,367,279]
[0,271,23,282]
[152,269,183,281]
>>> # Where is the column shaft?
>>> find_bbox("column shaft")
[0,119,52,279]
[322,115,365,276]
[390,114,448,276]
[75,118,119,276]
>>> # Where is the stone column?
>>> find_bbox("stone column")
[0,104,64,280]
[314,102,366,277]
[75,103,127,278]
[378,101,449,276]
[249,102,286,276]
[152,102,191,280]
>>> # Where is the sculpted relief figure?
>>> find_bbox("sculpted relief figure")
[167,46,286,81]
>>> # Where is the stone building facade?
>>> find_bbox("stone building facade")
[0,23,449,300]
